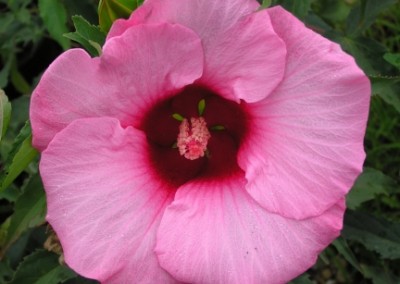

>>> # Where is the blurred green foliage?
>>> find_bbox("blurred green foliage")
[98,0,143,32]
[0,0,399,283]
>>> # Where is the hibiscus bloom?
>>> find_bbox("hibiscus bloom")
[30,0,370,283]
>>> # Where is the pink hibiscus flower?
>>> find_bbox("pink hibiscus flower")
[30,0,370,283]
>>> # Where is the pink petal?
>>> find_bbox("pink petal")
[238,6,371,219]
[109,1,286,102]
[108,0,260,41]
[199,9,286,102]
[30,23,203,151]
[156,175,345,284]
[40,117,177,283]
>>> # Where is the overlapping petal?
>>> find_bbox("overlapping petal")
[199,9,286,102]
[109,0,286,102]
[31,23,203,151]
[238,6,370,219]
[108,0,260,41]
[156,175,345,284]
[40,117,176,283]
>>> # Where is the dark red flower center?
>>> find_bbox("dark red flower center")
[141,85,248,188]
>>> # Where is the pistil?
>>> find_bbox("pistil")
[177,117,211,160]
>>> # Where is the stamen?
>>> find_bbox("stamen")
[198,99,206,116]
[177,117,211,160]
[172,113,185,121]
[211,125,225,131]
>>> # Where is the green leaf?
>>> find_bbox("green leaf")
[332,237,362,272]
[10,58,31,95]
[315,0,352,23]
[278,0,313,20]
[0,185,20,202]
[346,0,398,35]
[0,96,30,161]
[259,0,272,10]
[0,90,12,141]
[384,53,400,70]
[0,54,13,89]
[0,175,46,257]
[15,8,31,24]
[318,250,330,264]
[64,15,106,57]
[3,95,30,139]
[337,36,390,75]
[0,258,13,284]
[7,0,32,11]
[98,0,144,32]
[62,0,98,24]
[361,264,400,284]
[63,33,98,57]
[346,168,398,209]
[289,273,313,284]
[0,218,11,247]
[9,250,76,284]
[0,122,38,193]
[342,210,400,260]
[371,76,400,113]
[38,0,70,50]
[69,16,106,47]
